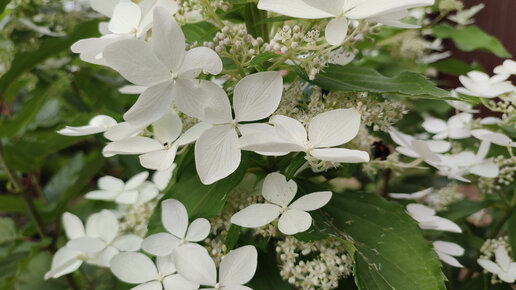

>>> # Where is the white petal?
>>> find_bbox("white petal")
[103,137,163,156]
[406,203,436,219]
[219,246,258,286]
[67,237,106,253]
[185,218,210,242]
[57,115,116,136]
[125,172,150,190]
[425,140,451,153]
[177,122,213,145]
[237,123,290,156]
[308,109,361,148]
[422,117,447,134]
[496,246,511,271]
[325,17,348,46]
[142,233,180,256]
[140,147,178,171]
[163,274,200,290]
[119,85,147,95]
[433,217,462,233]
[133,281,163,290]
[257,0,336,18]
[221,286,252,290]
[173,243,217,286]
[104,122,142,142]
[124,81,175,128]
[153,110,183,144]
[310,148,370,163]
[230,204,281,228]
[477,259,503,275]
[152,7,185,71]
[153,165,176,190]
[137,181,160,204]
[278,209,312,235]
[262,172,297,207]
[62,212,85,240]
[162,199,189,238]
[104,39,171,86]
[108,1,141,34]
[436,252,463,268]
[156,254,176,276]
[433,241,464,256]
[470,161,499,178]
[114,190,139,204]
[195,125,241,185]
[99,176,125,192]
[112,234,143,251]
[110,252,159,284]
[233,72,283,122]
[411,140,442,163]
[389,188,433,200]
[95,210,120,243]
[174,79,232,124]
[346,0,433,19]
[96,246,120,267]
[178,47,223,78]
[237,131,305,154]
[289,191,332,211]
[270,115,307,147]
[89,0,118,16]
[44,247,82,279]
[471,129,513,147]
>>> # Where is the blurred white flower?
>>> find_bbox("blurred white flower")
[471,129,516,148]
[85,172,156,204]
[456,71,514,98]
[406,203,461,233]
[478,246,516,283]
[422,113,472,140]
[142,199,210,256]
[494,60,516,76]
[433,241,464,268]
[389,187,433,200]
[389,127,450,159]
[57,115,117,136]
[45,211,142,279]
[231,172,332,235]
[110,252,199,290]
[448,3,484,25]
[174,244,257,289]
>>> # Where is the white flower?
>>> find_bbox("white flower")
[257,0,434,45]
[57,115,117,136]
[494,59,516,76]
[406,203,462,233]
[110,252,199,290]
[72,0,178,65]
[103,109,211,171]
[239,109,370,167]
[153,164,176,191]
[422,113,472,140]
[448,3,484,26]
[412,140,499,182]
[45,211,142,279]
[142,199,210,256]
[389,188,433,200]
[433,241,464,268]
[85,172,153,204]
[103,6,223,127]
[456,71,514,98]
[471,129,516,148]
[193,72,284,184]
[478,246,516,283]
[446,91,480,113]
[89,0,119,17]
[231,172,332,235]
[389,127,450,159]
[174,244,258,290]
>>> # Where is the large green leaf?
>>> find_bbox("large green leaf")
[0,218,19,245]
[507,210,516,256]
[318,192,446,290]
[181,22,218,44]
[0,19,100,101]
[433,24,511,58]
[0,87,48,138]
[306,65,450,100]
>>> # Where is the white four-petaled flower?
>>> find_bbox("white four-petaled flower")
[478,246,516,283]
[231,172,332,235]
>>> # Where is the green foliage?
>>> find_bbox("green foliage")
[318,192,446,290]
[433,24,511,58]
[0,218,19,245]
[304,65,451,100]
[182,21,219,43]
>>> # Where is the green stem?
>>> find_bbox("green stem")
[0,144,46,238]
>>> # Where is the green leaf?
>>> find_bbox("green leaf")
[243,3,269,42]
[0,19,100,101]
[306,65,451,100]
[433,24,511,58]
[507,210,516,256]
[181,22,218,44]
[0,218,19,245]
[14,252,67,290]
[318,192,445,290]
[248,248,292,290]
[148,151,248,233]
[0,89,47,138]
[284,153,306,180]
[0,195,26,213]
[0,0,10,14]
[224,224,241,252]
[249,52,277,68]
[431,59,484,76]
[440,200,490,222]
